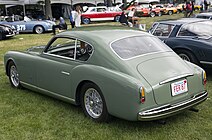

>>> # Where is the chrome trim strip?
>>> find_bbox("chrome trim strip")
[6,34,15,37]
[61,71,70,76]
[200,61,212,65]
[20,81,75,102]
[138,91,208,120]
[43,52,75,60]
[159,73,194,85]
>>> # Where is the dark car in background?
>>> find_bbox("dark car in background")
[0,24,17,40]
[149,18,212,68]
[195,12,212,20]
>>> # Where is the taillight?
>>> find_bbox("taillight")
[140,87,145,103]
[203,71,207,86]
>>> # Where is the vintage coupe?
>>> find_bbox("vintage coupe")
[0,18,55,34]
[0,24,17,40]
[4,29,207,122]
[149,18,212,68]
[81,6,122,24]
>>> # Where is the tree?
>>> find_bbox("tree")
[122,0,127,7]
[107,0,112,6]
[45,0,52,19]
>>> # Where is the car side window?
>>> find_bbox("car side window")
[153,24,174,37]
[75,40,93,61]
[90,8,96,12]
[97,8,106,12]
[178,28,197,36]
[46,38,76,59]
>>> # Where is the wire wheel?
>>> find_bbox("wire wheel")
[8,61,21,88]
[80,83,110,122]
[84,88,103,118]
[178,53,191,62]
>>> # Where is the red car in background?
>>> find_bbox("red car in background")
[127,3,162,17]
[81,6,122,24]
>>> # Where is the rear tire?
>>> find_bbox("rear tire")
[168,10,173,15]
[8,61,22,88]
[82,17,90,24]
[34,26,44,34]
[114,15,121,22]
[176,50,199,65]
[80,82,110,122]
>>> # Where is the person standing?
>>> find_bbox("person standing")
[190,1,195,16]
[75,5,82,27]
[70,9,76,29]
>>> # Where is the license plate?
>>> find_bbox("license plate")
[171,79,188,96]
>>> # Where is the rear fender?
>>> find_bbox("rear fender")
[70,65,155,121]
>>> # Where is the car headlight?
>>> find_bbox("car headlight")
[4,27,9,32]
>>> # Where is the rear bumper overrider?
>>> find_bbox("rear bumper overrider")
[138,91,208,121]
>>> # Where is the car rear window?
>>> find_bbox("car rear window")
[178,21,212,36]
[111,36,171,59]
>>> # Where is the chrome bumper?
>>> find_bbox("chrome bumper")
[6,33,15,37]
[138,91,208,121]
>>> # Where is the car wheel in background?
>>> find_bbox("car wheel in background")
[176,50,199,65]
[80,82,110,122]
[8,61,22,88]
[82,17,90,24]
[114,15,121,22]
[150,12,156,17]
[0,31,6,40]
[168,10,173,15]
[34,25,44,34]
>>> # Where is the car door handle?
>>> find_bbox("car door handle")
[61,71,70,76]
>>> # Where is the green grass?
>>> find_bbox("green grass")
[0,13,212,140]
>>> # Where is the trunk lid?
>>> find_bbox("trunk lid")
[137,55,193,105]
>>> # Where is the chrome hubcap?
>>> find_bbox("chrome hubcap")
[179,54,191,62]
[10,65,20,87]
[35,27,43,34]
[84,88,103,118]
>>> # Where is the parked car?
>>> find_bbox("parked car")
[81,6,122,24]
[4,27,207,122]
[127,3,162,17]
[0,24,17,40]
[149,18,212,67]
[195,12,212,19]
[153,4,178,15]
[0,16,55,34]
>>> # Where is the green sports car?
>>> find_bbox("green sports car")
[4,29,208,122]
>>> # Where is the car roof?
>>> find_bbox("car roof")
[156,18,209,25]
[57,26,152,45]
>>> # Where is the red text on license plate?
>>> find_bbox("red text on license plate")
[171,79,188,96]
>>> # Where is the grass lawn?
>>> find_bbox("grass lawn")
[0,13,212,140]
